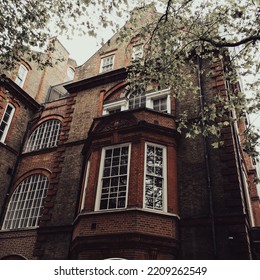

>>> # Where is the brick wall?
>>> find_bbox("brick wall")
[177,58,255,259]
[4,39,76,104]
[0,229,38,259]
[71,210,178,260]
[0,86,38,221]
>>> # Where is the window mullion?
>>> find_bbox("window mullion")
[26,175,38,228]
[25,120,61,152]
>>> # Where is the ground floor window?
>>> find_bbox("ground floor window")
[2,174,49,230]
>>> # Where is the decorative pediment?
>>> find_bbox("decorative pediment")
[93,114,138,134]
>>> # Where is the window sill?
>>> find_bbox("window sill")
[0,226,38,233]
[74,207,180,225]
[22,146,58,156]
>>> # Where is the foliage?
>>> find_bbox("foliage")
[0,0,259,155]
[125,0,260,156]
[0,0,129,71]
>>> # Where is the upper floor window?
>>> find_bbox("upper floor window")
[25,119,61,152]
[152,97,168,113]
[128,91,146,110]
[144,143,167,211]
[132,44,143,60]
[0,103,15,143]
[2,174,49,230]
[95,144,131,211]
[103,98,128,115]
[102,88,171,115]
[100,54,115,73]
[15,64,28,88]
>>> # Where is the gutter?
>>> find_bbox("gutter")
[64,68,127,93]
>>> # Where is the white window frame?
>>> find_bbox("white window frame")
[15,64,28,88]
[95,143,131,211]
[102,88,171,115]
[103,99,128,115]
[25,119,61,152]
[128,91,146,110]
[0,103,15,143]
[132,44,143,60]
[100,54,115,73]
[146,88,171,114]
[80,161,90,211]
[2,174,49,230]
[143,142,167,212]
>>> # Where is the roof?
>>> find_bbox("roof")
[0,75,42,111]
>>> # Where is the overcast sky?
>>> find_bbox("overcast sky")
[58,30,115,66]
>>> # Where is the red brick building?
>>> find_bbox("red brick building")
[0,6,260,260]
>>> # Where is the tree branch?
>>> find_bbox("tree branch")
[200,35,260,48]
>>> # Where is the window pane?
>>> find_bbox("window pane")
[15,64,28,87]
[100,55,114,72]
[99,145,129,210]
[144,144,165,210]
[25,120,61,152]
[128,91,146,110]
[0,104,15,142]
[132,44,143,60]
[153,97,168,113]
[2,174,49,230]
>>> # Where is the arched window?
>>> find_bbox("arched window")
[128,91,146,110]
[1,254,27,260]
[25,119,61,152]
[2,174,49,230]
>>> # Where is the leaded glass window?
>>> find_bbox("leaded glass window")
[2,174,49,230]
[25,120,61,152]
[144,143,166,210]
[99,144,130,210]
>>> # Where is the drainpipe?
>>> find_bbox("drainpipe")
[221,63,253,258]
[197,56,217,259]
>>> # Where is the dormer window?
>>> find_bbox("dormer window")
[100,54,115,73]
[15,64,28,88]
[132,44,143,60]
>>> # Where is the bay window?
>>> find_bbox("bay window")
[96,144,131,210]
[144,143,167,211]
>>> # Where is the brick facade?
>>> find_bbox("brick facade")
[0,6,259,260]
